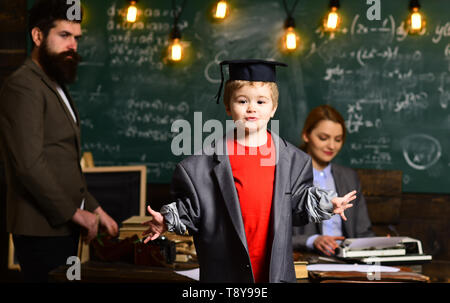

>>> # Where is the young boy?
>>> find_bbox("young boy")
[143,59,356,283]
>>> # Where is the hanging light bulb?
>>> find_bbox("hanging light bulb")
[407,0,425,34]
[167,0,187,63]
[213,1,229,19]
[410,10,422,30]
[285,27,298,50]
[281,0,301,52]
[168,27,183,62]
[283,17,299,51]
[169,38,183,61]
[126,0,138,23]
[323,0,341,32]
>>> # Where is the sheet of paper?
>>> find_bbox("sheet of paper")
[346,237,404,250]
[307,264,400,273]
[175,268,200,281]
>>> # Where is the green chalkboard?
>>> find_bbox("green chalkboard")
[28,0,449,193]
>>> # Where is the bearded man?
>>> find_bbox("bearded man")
[0,0,118,282]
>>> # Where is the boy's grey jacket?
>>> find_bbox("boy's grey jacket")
[164,131,336,283]
[292,163,375,251]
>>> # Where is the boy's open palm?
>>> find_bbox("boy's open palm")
[331,190,356,221]
[142,205,167,243]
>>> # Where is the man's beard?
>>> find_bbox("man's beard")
[38,39,82,85]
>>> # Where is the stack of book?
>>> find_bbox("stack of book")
[164,232,197,263]
[119,216,197,264]
[119,216,151,240]
[294,261,308,279]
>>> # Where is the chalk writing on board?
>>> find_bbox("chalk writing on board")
[403,174,410,185]
[145,161,177,178]
[349,136,392,167]
[110,70,167,83]
[73,28,106,66]
[324,65,416,83]
[350,14,396,43]
[80,119,94,129]
[122,111,185,125]
[108,99,190,141]
[349,150,392,167]
[88,85,107,102]
[120,127,176,141]
[402,134,442,170]
[314,14,429,44]
[318,44,421,67]
[348,14,427,43]
[394,21,409,42]
[382,68,413,80]
[71,86,108,105]
[106,3,186,28]
[345,100,383,134]
[82,142,121,154]
[438,72,450,109]
[356,46,399,67]
[393,92,429,113]
[204,50,229,84]
[432,22,450,44]
[107,3,182,19]
[127,99,189,115]
[324,64,345,81]
[324,66,434,91]
[105,2,188,70]
[314,24,348,39]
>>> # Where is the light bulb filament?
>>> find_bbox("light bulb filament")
[411,11,422,30]
[326,11,338,29]
[285,27,297,50]
[215,1,228,19]
[170,38,182,61]
[127,2,137,23]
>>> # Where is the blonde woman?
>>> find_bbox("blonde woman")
[293,105,375,256]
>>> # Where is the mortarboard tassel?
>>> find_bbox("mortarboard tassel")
[215,62,225,104]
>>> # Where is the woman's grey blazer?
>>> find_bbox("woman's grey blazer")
[292,163,375,251]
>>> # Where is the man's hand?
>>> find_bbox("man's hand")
[313,235,345,256]
[142,205,167,243]
[71,209,99,243]
[331,190,356,221]
[94,207,119,237]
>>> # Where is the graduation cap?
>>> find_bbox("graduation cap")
[215,59,288,104]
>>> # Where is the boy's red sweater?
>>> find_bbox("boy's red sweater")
[228,132,276,283]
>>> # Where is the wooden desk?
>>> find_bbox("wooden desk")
[49,253,431,283]
[49,261,198,283]
[294,251,430,283]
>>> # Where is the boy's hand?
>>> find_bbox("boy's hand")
[142,205,168,243]
[331,190,356,221]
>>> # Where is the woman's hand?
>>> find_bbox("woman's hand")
[313,235,345,256]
